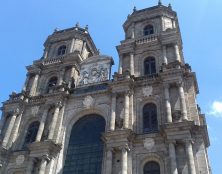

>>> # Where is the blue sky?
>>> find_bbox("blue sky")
[0,0,221,173]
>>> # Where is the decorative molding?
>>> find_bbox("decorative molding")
[83,95,94,108]
[143,138,155,150]
[31,106,40,116]
[142,86,153,97]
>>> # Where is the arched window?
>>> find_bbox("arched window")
[144,25,154,36]
[143,103,158,133]
[57,45,66,56]
[144,161,160,174]
[144,57,156,75]
[63,115,105,174]
[47,76,58,93]
[23,121,40,146]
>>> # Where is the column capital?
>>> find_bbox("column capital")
[184,139,194,145]
[121,144,130,152]
[176,81,184,87]
[166,140,177,145]
[124,90,132,96]
[163,83,170,89]
[12,108,20,116]
[55,101,63,108]
[32,70,41,76]
[42,154,51,162]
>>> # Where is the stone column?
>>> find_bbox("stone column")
[185,140,196,174]
[169,141,178,174]
[124,92,130,129]
[162,45,168,64]
[2,109,19,148]
[48,102,62,140]
[9,111,23,147]
[174,44,181,62]
[26,157,34,174]
[29,73,40,96]
[81,41,86,55]
[172,19,176,29]
[39,155,49,174]
[22,73,30,92]
[110,93,116,131]
[70,38,76,53]
[35,108,49,142]
[129,92,134,129]
[58,68,65,86]
[131,23,135,39]
[164,84,172,123]
[130,53,134,75]
[55,100,66,143]
[119,56,123,74]
[106,148,113,174]
[178,83,188,120]
[121,146,128,174]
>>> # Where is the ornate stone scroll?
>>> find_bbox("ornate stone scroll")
[143,138,155,150]
[142,86,153,97]
[83,95,94,108]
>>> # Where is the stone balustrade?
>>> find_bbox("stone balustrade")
[135,34,158,45]
[43,57,64,65]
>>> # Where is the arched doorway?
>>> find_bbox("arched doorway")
[63,114,105,174]
[143,161,160,174]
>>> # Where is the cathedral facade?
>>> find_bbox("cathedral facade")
[0,2,211,174]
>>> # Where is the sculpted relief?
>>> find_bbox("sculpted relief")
[79,65,109,86]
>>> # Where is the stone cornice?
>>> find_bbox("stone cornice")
[103,129,135,149]
[27,140,62,159]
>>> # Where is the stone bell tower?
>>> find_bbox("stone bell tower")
[117,2,184,76]
[108,1,211,174]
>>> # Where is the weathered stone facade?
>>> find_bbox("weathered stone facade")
[0,3,211,174]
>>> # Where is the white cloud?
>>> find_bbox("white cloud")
[208,101,222,118]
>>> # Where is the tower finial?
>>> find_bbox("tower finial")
[158,0,162,6]
[75,22,80,28]
[54,27,59,32]
[85,25,89,31]
[168,3,172,9]
[133,6,137,12]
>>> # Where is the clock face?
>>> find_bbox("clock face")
[16,155,25,166]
